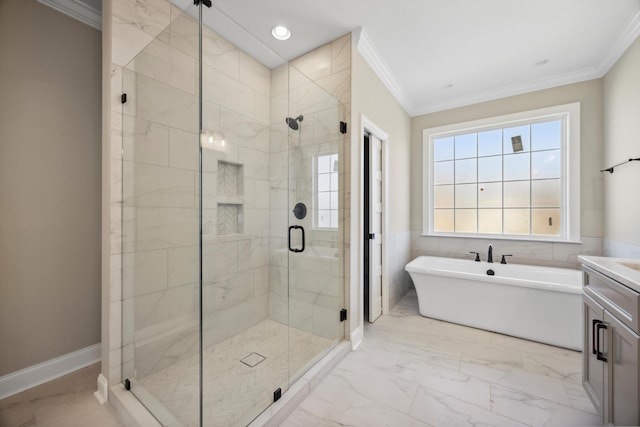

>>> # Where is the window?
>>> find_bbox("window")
[423,103,580,242]
[316,153,339,229]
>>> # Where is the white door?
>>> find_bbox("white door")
[368,135,383,322]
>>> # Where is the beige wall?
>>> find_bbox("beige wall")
[411,80,604,268]
[0,0,102,376]
[352,52,412,235]
[603,36,640,252]
[351,48,412,312]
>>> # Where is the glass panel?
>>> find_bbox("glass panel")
[455,133,477,159]
[455,209,477,233]
[455,184,477,208]
[434,185,454,208]
[532,120,561,151]
[478,182,502,208]
[201,4,293,425]
[503,124,530,153]
[503,153,530,181]
[318,192,331,210]
[434,160,454,185]
[504,209,531,234]
[532,149,561,179]
[504,181,530,208]
[478,155,502,182]
[121,3,201,426]
[434,136,454,161]
[478,129,502,157]
[287,65,345,390]
[330,191,339,209]
[318,154,331,173]
[532,208,561,235]
[532,179,561,207]
[318,174,331,191]
[455,158,476,183]
[479,209,502,234]
[434,209,454,232]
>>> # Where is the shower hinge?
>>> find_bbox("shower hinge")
[124,378,131,391]
[340,308,347,322]
[121,93,127,104]
[340,121,348,134]
[273,388,282,402]
[194,0,212,7]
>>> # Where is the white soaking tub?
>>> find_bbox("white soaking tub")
[405,256,582,350]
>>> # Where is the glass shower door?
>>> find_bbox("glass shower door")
[120,1,202,425]
[287,65,346,382]
[199,5,290,426]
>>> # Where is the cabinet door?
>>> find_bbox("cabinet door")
[583,292,605,419]
[604,310,640,426]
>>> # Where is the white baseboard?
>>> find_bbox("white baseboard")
[94,373,109,404]
[350,326,363,350]
[0,343,101,400]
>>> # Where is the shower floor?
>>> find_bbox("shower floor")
[136,319,333,427]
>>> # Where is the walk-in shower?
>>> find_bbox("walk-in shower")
[119,1,347,425]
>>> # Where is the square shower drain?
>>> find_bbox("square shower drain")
[240,352,266,368]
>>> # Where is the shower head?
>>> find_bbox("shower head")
[285,115,304,131]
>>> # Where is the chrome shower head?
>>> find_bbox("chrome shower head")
[285,115,304,130]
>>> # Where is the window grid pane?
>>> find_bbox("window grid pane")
[432,118,564,238]
[317,154,338,229]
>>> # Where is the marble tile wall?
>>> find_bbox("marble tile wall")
[410,232,603,270]
[387,231,412,309]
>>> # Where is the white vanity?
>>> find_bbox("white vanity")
[579,256,640,426]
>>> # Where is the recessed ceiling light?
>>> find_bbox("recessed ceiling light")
[535,59,550,66]
[271,25,291,41]
[444,83,454,88]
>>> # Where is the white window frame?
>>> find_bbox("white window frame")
[422,102,581,243]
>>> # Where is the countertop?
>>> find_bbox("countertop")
[578,255,640,294]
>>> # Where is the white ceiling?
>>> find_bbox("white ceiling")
[208,0,640,116]
[42,0,640,116]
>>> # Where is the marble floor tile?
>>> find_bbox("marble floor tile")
[284,289,598,426]
[410,386,527,427]
[490,383,601,426]
[136,319,334,427]
[1,289,598,427]
[0,364,124,427]
[280,374,429,427]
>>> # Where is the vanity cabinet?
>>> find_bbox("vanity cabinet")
[582,265,640,426]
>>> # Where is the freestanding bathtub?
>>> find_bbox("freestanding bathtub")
[405,256,582,350]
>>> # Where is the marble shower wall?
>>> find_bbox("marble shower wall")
[112,0,272,381]
[268,35,352,341]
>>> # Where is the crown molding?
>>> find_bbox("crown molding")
[355,10,640,118]
[353,28,416,115]
[411,66,602,116]
[596,9,640,76]
[38,0,101,31]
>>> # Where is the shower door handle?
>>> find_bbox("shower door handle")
[288,225,305,253]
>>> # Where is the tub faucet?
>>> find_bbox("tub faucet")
[487,244,493,263]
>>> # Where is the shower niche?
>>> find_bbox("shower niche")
[217,161,244,235]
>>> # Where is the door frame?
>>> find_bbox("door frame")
[354,115,389,338]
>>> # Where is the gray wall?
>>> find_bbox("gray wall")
[0,0,102,376]
[603,36,640,257]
